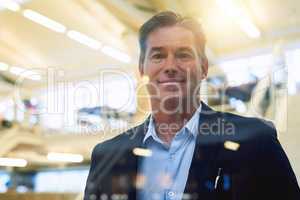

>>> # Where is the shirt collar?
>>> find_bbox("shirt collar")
[143,104,202,144]
[143,116,160,144]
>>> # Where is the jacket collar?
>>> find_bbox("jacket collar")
[142,104,202,144]
[131,101,224,158]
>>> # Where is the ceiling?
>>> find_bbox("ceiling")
[0,0,299,89]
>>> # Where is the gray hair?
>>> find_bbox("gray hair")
[138,11,207,69]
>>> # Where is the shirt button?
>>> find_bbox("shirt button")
[168,191,175,199]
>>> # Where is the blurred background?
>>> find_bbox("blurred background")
[0,0,299,199]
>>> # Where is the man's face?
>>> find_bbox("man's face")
[140,25,208,106]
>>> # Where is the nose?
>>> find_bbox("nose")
[163,55,178,75]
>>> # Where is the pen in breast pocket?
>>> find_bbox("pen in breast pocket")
[214,168,222,190]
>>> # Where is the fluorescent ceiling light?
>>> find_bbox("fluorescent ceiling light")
[10,66,24,75]
[236,18,261,38]
[47,152,84,163]
[0,62,9,71]
[67,30,102,50]
[101,45,131,63]
[0,0,21,12]
[23,9,66,33]
[10,66,42,81]
[0,157,27,167]
[216,0,261,38]
[27,74,42,81]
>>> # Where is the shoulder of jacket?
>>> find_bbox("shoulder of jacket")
[91,122,146,155]
[214,111,277,140]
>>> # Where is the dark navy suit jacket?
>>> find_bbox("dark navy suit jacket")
[84,102,300,200]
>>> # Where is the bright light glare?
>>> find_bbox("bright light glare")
[27,74,42,81]
[219,59,250,86]
[23,9,66,33]
[133,148,152,157]
[224,141,240,151]
[0,0,20,12]
[10,66,42,81]
[0,157,27,167]
[216,0,261,38]
[47,152,84,163]
[141,76,149,84]
[0,62,9,71]
[237,18,261,38]
[101,45,131,63]
[67,30,102,50]
[286,48,300,95]
[10,66,24,75]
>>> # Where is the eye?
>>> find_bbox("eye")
[176,51,194,60]
[150,53,165,62]
[178,53,191,58]
[152,53,164,59]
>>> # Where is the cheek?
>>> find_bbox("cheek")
[180,62,202,80]
[144,63,162,80]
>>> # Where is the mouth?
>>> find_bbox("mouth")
[157,79,185,84]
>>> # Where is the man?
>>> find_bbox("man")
[84,11,300,200]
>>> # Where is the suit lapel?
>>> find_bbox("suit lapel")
[184,102,224,197]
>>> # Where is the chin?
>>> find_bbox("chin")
[159,82,186,92]
[160,91,187,99]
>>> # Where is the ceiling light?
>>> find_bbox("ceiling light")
[10,66,42,81]
[23,9,66,33]
[47,152,84,163]
[27,74,42,81]
[216,0,261,38]
[67,30,102,50]
[0,0,21,12]
[237,18,261,38]
[0,62,9,71]
[0,157,27,167]
[10,66,24,75]
[101,45,131,63]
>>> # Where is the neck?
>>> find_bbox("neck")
[150,98,201,144]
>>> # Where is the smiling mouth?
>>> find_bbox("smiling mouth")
[157,79,185,84]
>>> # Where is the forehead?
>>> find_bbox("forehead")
[146,25,196,50]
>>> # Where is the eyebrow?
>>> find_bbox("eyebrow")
[149,46,194,53]
[176,47,194,52]
[149,47,164,53]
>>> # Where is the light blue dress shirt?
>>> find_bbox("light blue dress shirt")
[138,105,201,200]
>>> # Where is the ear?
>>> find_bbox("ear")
[201,57,208,79]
